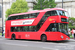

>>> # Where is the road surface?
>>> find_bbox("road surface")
[0,37,75,50]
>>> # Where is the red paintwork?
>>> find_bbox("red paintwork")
[5,8,70,41]
[8,8,66,17]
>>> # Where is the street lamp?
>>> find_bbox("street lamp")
[40,0,42,10]
[62,0,63,8]
[2,0,4,37]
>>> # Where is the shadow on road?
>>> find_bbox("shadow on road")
[47,40,69,43]
[6,38,69,43]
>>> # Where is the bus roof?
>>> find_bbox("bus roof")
[8,8,66,17]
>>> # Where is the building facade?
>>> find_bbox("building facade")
[0,0,35,32]
[55,0,75,17]
[0,0,75,32]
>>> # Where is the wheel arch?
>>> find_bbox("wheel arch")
[11,33,16,39]
[40,33,47,40]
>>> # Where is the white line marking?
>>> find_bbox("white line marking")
[5,43,28,47]
[0,39,3,40]
[1,39,75,46]
[42,47,59,50]
[4,43,59,50]
[5,40,75,46]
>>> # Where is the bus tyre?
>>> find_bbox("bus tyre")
[11,34,15,40]
[41,35,47,42]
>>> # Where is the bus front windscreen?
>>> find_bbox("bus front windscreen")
[57,10,69,17]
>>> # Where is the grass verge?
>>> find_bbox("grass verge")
[0,33,5,36]
[70,35,73,38]
[0,33,2,35]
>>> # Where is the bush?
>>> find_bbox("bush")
[0,33,2,35]
[69,26,75,30]
[70,35,73,38]
[6,0,29,18]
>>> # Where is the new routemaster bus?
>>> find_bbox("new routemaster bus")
[5,8,70,41]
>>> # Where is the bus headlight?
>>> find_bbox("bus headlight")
[66,38,68,40]
[61,36,64,39]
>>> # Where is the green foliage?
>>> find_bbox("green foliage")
[6,0,29,18]
[70,35,73,38]
[33,0,57,10]
[69,26,75,30]
[68,17,75,29]
[0,33,2,35]
[69,17,75,26]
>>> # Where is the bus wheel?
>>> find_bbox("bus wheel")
[11,34,15,40]
[41,35,47,42]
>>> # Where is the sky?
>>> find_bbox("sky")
[55,0,72,1]
[55,0,59,1]
[55,0,61,1]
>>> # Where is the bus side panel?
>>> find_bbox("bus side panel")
[45,32,58,41]
[39,16,58,32]
[12,32,39,40]
[11,31,44,40]
[32,12,46,25]
[5,21,11,39]
[58,33,70,41]
[46,32,70,41]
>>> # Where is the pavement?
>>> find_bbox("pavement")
[0,35,5,38]
[69,39,75,42]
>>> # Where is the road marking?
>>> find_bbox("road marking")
[5,43,28,47]
[4,43,59,50]
[4,40,75,46]
[4,41,75,48]
[1,39,75,50]
[1,39,75,47]
[42,47,59,50]
[4,43,60,50]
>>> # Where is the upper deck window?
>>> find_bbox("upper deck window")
[7,13,39,20]
[43,10,58,17]
[50,10,58,16]
[57,10,69,17]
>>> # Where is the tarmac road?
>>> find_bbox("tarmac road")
[0,37,75,50]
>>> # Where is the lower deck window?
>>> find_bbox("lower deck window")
[11,26,38,32]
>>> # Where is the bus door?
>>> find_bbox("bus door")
[46,23,58,40]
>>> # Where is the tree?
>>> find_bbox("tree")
[33,0,57,10]
[69,17,75,26]
[69,17,75,29]
[6,0,29,18]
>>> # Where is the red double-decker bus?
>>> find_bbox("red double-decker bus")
[5,8,70,41]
